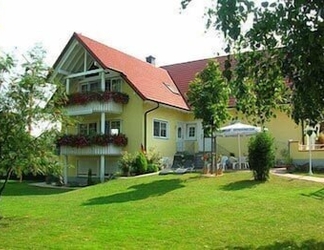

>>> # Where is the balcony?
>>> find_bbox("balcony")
[65,91,129,116]
[60,145,122,155]
[66,101,123,115]
[57,133,128,156]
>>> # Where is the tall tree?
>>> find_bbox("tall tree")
[0,46,69,198]
[187,60,230,173]
[181,0,324,125]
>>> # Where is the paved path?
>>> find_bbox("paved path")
[271,168,324,183]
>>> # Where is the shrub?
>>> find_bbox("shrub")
[145,147,162,170]
[248,132,275,181]
[147,163,159,173]
[133,152,148,175]
[118,151,135,176]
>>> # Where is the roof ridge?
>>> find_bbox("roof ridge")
[76,33,163,71]
[161,54,229,68]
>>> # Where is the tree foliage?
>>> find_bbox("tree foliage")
[0,46,69,197]
[232,50,290,126]
[182,0,324,125]
[187,60,230,135]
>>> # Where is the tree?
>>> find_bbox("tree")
[0,46,69,198]
[248,132,275,181]
[181,0,324,125]
[187,60,230,173]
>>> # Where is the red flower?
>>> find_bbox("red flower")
[66,91,129,106]
[57,133,128,147]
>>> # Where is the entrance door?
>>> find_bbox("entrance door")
[176,122,185,152]
[197,122,212,152]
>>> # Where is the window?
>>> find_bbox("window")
[88,123,97,135]
[81,84,88,93]
[154,120,168,138]
[105,120,121,135]
[79,124,88,135]
[78,123,97,135]
[105,78,122,92]
[89,81,99,91]
[163,82,180,95]
[177,127,182,139]
[186,124,196,140]
[80,81,100,92]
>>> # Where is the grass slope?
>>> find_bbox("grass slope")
[1,172,324,249]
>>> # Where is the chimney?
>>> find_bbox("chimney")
[146,55,156,65]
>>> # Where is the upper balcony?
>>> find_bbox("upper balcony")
[65,91,129,116]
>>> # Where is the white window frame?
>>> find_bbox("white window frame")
[186,124,196,140]
[105,120,122,135]
[78,122,98,135]
[105,77,122,92]
[153,119,169,139]
[79,74,123,92]
[89,81,100,91]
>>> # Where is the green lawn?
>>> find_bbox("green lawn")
[1,171,324,250]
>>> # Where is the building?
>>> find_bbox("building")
[51,33,323,183]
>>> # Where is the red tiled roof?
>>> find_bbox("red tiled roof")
[74,33,189,111]
[162,56,236,107]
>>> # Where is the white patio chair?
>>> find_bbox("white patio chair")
[217,156,228,171]
[240,156,249,169]
[229,156,239,169]
[233,156,249,169]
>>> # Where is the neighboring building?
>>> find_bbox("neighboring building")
[51,32,323,183]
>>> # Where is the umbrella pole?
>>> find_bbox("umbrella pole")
[238,134,241,169]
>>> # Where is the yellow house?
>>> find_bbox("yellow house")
[52,33,323,183]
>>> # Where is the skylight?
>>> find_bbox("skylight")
[163,82,180,95]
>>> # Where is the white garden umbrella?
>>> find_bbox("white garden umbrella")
[216,122,264,168]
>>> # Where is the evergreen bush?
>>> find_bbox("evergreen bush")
[146,163,158,173]
[133,152,148,175]
[248,132,275,181]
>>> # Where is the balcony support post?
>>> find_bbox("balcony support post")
[101,112,105,134]
[100,111,106,183]
[101,71,105,91]
[100,155,105,183]
[66,78,70,95]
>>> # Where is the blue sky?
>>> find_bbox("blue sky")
[0,0,225,67]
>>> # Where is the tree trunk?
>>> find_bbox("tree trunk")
[0,168,13,198]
